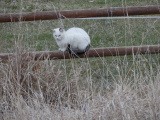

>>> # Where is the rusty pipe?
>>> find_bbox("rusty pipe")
[0,45,159,62]
[0,6,160,22]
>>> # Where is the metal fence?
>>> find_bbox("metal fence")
[0,4,160,62]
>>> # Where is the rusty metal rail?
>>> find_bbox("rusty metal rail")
[0,45,159,62]
[0,6,160,22]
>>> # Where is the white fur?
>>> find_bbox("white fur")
[52,27,90,52]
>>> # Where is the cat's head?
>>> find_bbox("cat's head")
[52,28,65,41]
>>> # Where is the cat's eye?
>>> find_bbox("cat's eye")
[55,35,61,37]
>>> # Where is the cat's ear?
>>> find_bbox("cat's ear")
[59,28,64,32]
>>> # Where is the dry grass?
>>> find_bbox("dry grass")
[0,36,160,120]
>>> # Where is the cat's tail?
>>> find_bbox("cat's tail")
[67,44,90,55]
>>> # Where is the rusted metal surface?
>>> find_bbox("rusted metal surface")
[0,45,159,62]
[0,6,160,22]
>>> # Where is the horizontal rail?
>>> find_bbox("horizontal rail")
[0,6,160,22]
[75,16,160,20]
[0,45,159,62]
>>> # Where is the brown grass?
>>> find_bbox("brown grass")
[0,36,160,120]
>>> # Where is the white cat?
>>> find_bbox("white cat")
[52,27,90,54]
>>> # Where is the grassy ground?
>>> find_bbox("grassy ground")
[0,0,160,119]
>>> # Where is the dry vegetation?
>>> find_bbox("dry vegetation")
[0,0,160,119]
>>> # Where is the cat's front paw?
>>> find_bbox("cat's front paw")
[59,48,66,52]
[58,48,62,51]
